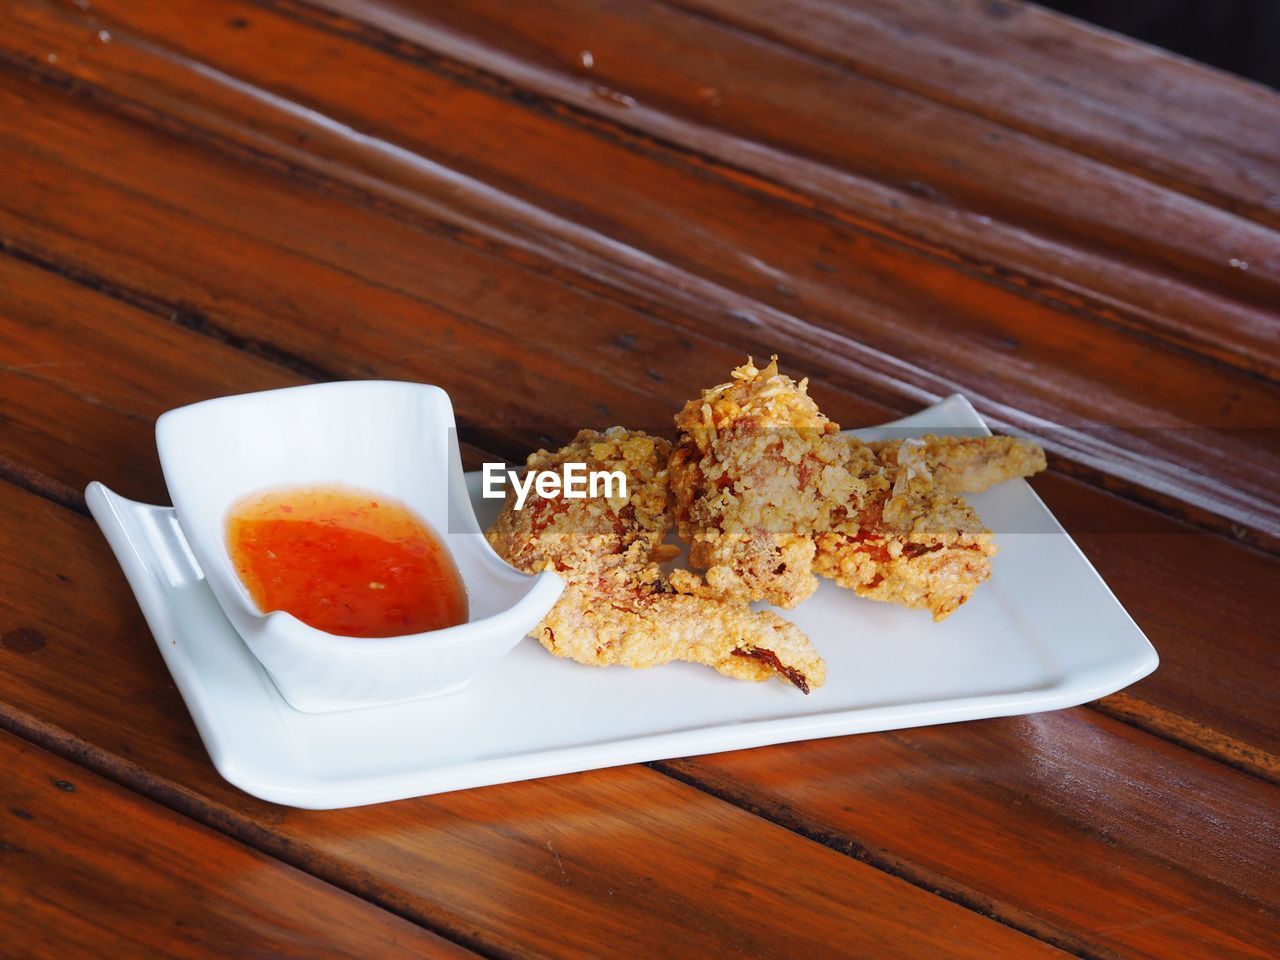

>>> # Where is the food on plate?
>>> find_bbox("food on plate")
[867,434,1047,494]
[813,436,996,621]
[227,486,467,637]
[668,357,854,609]
[671,359,1047,621]
[487,356,1046,687]
[486,427,826,692]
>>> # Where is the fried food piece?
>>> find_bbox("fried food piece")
[817,433,1044,619]
[486,427,672,582]
[486,427,825,692]
[815,437,996,621]
[868,434,1046,494]
[669,358,854,608]
[672,357,1046,621]
[539,579,826,692]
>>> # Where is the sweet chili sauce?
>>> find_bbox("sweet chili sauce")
[226,486,468,638]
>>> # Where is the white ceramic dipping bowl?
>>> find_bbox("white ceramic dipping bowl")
[156,381,562,713]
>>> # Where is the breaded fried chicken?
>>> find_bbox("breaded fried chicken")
[868,434,1047,494]
[814,437,996,621]
[669,358,853,608]
[486,427,825,692]
[671,360,1047,621]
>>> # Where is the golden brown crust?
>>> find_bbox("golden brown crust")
[669,357,854,608]
[868,435,1046,494]
[486,427,825,691]
[815,433,1044,620]
[811,436,998,621]
[670,361,1046,621]
[491,364,1051,678]
[485,427,672,582]
[814,480,996,622]
[536,586,825,692]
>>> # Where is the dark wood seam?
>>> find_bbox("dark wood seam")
[0,240,539,469]
[0,702,499,959]
[252,0,1280,385]
[0,453,85,515]
[0,454,1273,958]
[655,0,1280,232]
[2,53,1275,549]
[1086,706,1277,783]
[648,758,1105,960]
[0,239,337,385]
[258,0,1280,383]
[1093,694,1279,785]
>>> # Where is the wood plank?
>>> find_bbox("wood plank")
[1,3,1272,955]
[3,476,1276,958]
[0,481,1068,960]
[1,251,1277,957]
[297,0,1280,373]
[1035,473,1280,776]
[0,729,469,958]
[0,0,1276,548]
[0,81,799,453]
[2,191,1277,772]
[657,710,1280,960]
[672,0,1280,228]
[0,254,304,508]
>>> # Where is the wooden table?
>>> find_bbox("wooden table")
[1,1,1277,956]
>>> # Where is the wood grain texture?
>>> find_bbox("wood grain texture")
[1095,692,1279,785]
[3,479,1278,959]
[2,212,1277,777]
[0,730,469,959]
[0,486,1072,960]
[304,0,1280,370]
[657,710,1280,960]
[1,0,1276,549]
[0,73,824,444]
[1,253,1278,958]
[1,0,1278,954]
[1034,473,1280,775]
[672,0,1280,228]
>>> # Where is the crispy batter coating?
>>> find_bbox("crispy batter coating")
[486,427,825,692]
[491,358,1050,685]
[868,435,1047,494]
[537,582,826,691]
[486,428,671,582]
[815,437,996,621]
[672,360,1047,621]
[669,358,854,608]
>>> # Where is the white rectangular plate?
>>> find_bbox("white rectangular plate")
[89,395,1157,809]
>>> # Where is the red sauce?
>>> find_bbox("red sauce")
[226,486,468,638]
